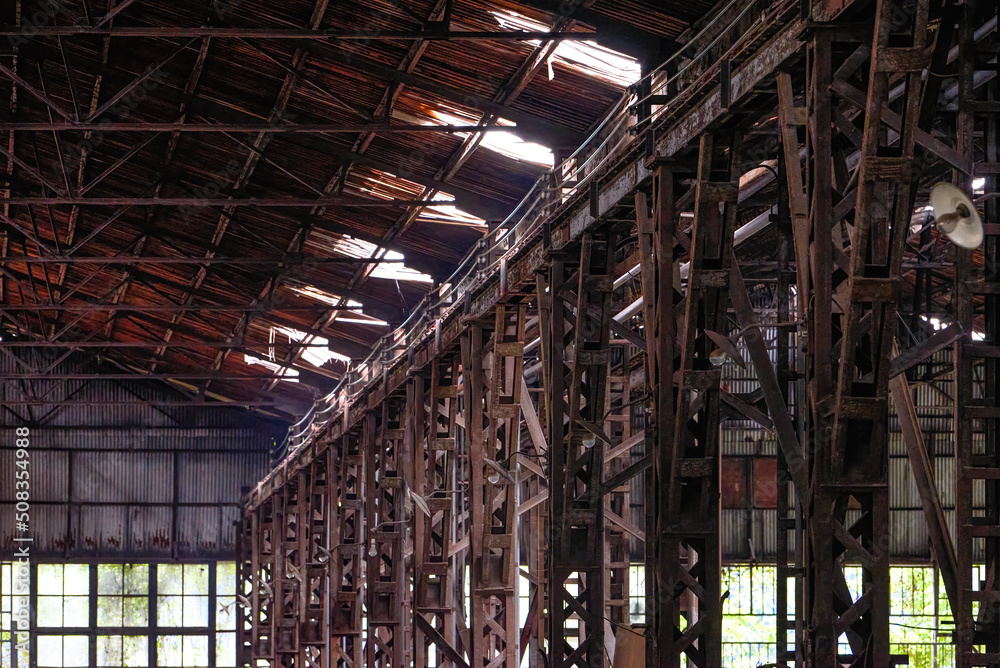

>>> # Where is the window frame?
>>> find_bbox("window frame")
[1,560,234,668]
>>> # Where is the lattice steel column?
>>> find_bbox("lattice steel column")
[248,496,276,665]
[462,306,523,668]
[238,509,253,666]
[604,341,635,634]
[364,401,407,668]
[275,478,299,666]
[330,431,365,668]
[955,1,1000,663]
[805,0,933,664]
[663,132,741,668]
[548,229,616,668]
[414,355,463,667]
[299,458,328,667]
[637,161,677,668]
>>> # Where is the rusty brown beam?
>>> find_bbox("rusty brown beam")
[1,196,451,207]
[889,343,960,614]
[0,122,518,133]
[0,255,404,264]
[0,304,365,311]
[887,323,966,380]
[0,27,600,39]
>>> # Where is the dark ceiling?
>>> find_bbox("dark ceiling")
[0,0,716,421]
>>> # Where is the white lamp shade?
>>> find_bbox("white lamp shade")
[930,182,984,249]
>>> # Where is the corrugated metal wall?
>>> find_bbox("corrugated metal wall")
[719,331,964,562]
[0,356,284,559]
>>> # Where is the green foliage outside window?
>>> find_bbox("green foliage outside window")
[0,562,235,668]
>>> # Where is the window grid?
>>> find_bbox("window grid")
[0,562,235,668]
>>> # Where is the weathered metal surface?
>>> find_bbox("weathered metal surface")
[955,1,1000,663]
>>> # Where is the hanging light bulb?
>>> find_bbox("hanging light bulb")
[488,472,501,485]
[709,348,727,366]
[368,539,377,558]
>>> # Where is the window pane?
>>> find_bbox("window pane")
[37,566,63,596]
[63,636,88,667]
[156,635,181,666]
[37,596,64,627]
[157,596,183,627]
[64,597,89,627]
[157,566,183,596]
[97,635,121,666]
[183,635,208,667]
[124,566,148,596]
[216,563,236,596]
[97,597,122,627]
[183,565,209,596]
[216,598,236,631]
[98,566,124,596]
[123,597,148,627]
[216,632,236,667]
[37,636,63,667]
[183,596,208,627]
[123,636,149,666]
[63,567,90,596]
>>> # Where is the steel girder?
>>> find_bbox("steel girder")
[546,229,617,668]
[955,1,1000,664]
[413,355,463,668]
[775,0,938,664]
[331,431,366,667]
[364,403,408,667]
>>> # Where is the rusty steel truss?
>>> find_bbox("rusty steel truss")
[239,0,1000,666]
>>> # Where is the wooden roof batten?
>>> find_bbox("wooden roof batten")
[0,0,698,420]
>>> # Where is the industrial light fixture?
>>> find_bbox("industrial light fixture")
[484,457,516,485]
[929,182,984,249]
[705,329,746,368]
[408,488,431,517]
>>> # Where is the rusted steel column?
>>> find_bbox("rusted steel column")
[330,431,365,667]
[364,401,407,667]
[663,131,740,668]
[530,277,553,667]
[802,0,933,664]
[604,338,636,636]
[248,497,276,664]
[637,161,677,668]
[298,458,329,666]
[547,229,616,668]
[414,356,464,667]
[274,478,299,666]
[462,309,522,668]
[955,1,1000,664]
[238,509,253,665]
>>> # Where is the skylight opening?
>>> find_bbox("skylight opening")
[336,317,390,326]
[418,107,553,166]
[491,10,641,87]
[353,169,426,201]
[416,191,486,227]
[289,284,390,326]
[330,235,433,283]
[921,315,985,341]
[273,326,352,367]
[289,285,363,309]
[244,354,300,382]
